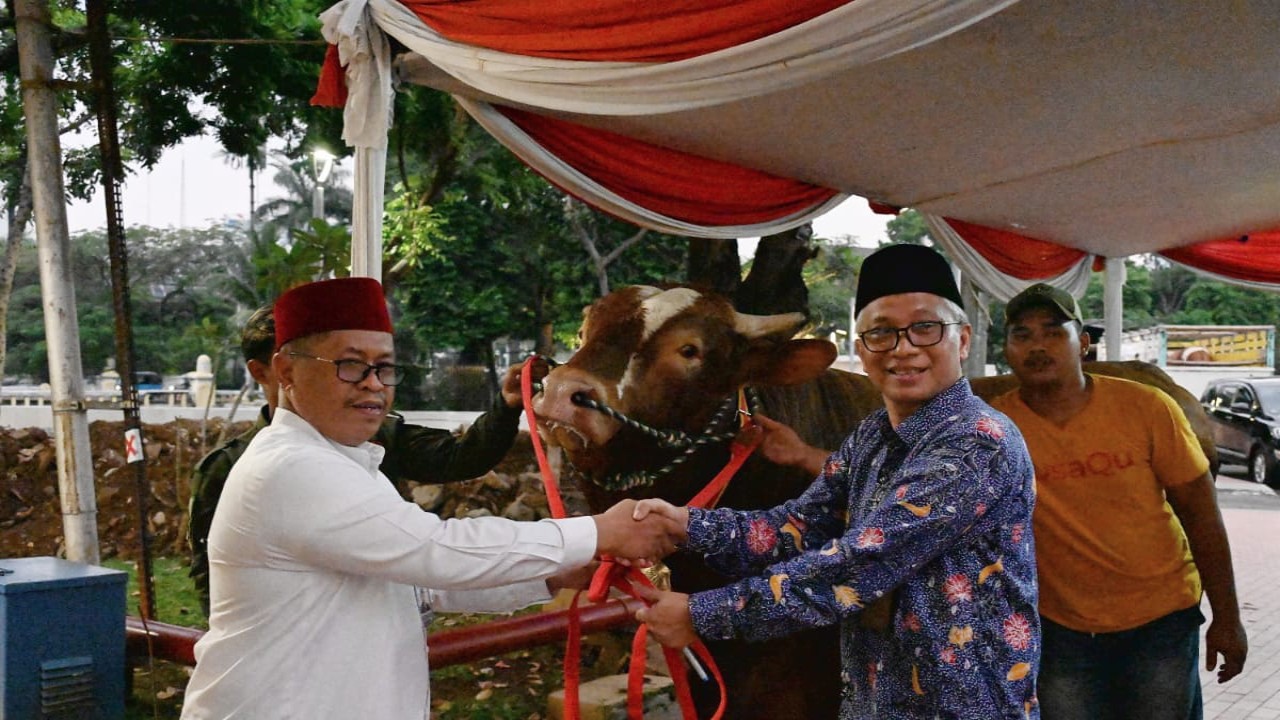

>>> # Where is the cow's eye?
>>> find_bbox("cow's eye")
[679,344,701,359]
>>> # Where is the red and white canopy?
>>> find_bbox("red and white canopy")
[314,0,1280,296]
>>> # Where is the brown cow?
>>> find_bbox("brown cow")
[531,284,1216,719]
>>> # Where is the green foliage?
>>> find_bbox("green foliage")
[4,225,247,381]
[804,241,863,342]
[393,156,685,370]
[885,210,930,246]
[1080,262,1155,329]
[1172,282,1280,326]
[1075,257,1280,329]
[382,188,450,272]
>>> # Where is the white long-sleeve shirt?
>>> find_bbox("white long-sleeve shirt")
[182,409,596,719]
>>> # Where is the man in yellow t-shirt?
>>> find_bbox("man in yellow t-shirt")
[989,283,1247,720]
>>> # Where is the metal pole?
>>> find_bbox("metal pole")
[15,0,100,563]
[312,184,324,221]
[86,0,155,617]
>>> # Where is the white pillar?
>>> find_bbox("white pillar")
[189,353,215,408]
[1104,257,1127,362]
[17,0,99,563]
[350,147,385,281]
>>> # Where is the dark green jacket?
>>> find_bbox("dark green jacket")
[187,401,522,616]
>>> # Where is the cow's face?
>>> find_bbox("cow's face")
[532,285,837,479]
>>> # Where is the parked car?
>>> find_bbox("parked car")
[1200,377,1280,484]
[114,371,164,391]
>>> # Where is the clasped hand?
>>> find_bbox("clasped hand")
[592,498,687,565]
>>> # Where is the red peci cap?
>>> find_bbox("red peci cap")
[273,277,393,350]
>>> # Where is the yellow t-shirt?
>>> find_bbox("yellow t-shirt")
[989,374,1207,633]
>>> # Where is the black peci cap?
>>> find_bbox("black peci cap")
[854,244,963,316]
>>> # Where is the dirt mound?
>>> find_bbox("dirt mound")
[0,419,573,562]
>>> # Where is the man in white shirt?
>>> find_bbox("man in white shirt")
[182,276,680,719]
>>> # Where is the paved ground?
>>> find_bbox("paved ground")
[1201,471,1280,719]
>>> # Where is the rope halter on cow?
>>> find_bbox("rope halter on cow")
[532,379,762,492]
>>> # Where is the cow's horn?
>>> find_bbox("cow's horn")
[733,311,806,339]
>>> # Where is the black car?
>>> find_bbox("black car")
[1200,377,1280,485]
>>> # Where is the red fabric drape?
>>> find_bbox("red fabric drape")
[402,0,852,62]
[1160,231,1280,285]
[944,218,1088,280]
[498,106,839,227]
[310,44,347,108]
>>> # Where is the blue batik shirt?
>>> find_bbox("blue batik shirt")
[685,379,1040,719]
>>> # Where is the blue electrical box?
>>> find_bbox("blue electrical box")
[0,556,127,720]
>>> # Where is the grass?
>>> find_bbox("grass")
[106,556,203,720]
[107,556,626,720]
[104,555,207,630]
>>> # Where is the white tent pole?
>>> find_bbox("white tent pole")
[350,147,385,280]
[1104,257,1126,361]
[16,0,100,563]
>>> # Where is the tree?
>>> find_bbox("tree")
[1080,260,1155,329]
[1173,282,1280,326]
[254,152,353,235]
[4,224,248,382]
[393,155,686,407]
[885,210,930,246]
[803,239,863,344]
[0,0,344,377]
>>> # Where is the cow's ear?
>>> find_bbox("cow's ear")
[744,339,837,386]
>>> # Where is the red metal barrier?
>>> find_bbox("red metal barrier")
[126,597,641,668]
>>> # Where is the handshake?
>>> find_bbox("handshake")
[591,499,689,564]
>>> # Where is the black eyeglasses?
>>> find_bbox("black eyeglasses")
[286,351,405,386]
[857,321,961,353]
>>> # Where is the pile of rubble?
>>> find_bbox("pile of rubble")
[0,420,579,562]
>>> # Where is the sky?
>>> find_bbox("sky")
[65,133,893,247]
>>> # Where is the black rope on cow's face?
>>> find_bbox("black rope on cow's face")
[560,387,761,492]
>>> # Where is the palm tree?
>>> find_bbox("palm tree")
[217,144,268,232]
[254,151,353,240]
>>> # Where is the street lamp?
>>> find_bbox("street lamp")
[311,149,335,221]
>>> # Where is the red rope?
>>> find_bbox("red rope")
[520,356,749,719]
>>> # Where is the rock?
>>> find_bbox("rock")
[501,498,537,522]
[411,484,444,510]
[547,674,678,720]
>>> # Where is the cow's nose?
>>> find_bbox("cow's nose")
[532,368,623,447]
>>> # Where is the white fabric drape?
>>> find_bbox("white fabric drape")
[382,0,1023,115]
[317,0,1023,259]
[457,97,847,239]
[925,214,1094,303]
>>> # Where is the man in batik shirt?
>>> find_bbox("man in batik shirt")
[635,244,1040,719]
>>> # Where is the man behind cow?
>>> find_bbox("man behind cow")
[181,277,683,719]
[988,283,1247,720]
[186,304,542,616]
[633,244,1041,719]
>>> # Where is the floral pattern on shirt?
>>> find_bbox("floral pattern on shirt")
[685,379,1040,720]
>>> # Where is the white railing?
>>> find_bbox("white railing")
[0,387,247,408]
[0,386,520,433]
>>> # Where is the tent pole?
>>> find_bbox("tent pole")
[16,0,100,563]
[1104,257,1126,361]
[350,147,386,281]
[960,276,988,378]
